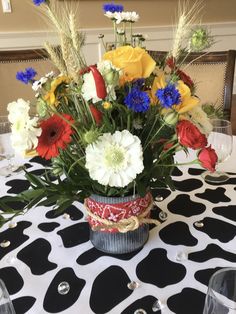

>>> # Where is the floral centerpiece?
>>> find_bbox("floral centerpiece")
[0,0,217,253]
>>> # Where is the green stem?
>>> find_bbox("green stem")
[154,159,199,167]
[144,122,166,151]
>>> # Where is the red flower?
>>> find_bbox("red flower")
[89,104,103,125]
[176,120,207,149]
[176,69,194,88]
[36,114,74,160]
[198,146,218,172]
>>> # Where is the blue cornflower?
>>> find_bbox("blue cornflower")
[124,88,150,113]
[16,67,37,84]
[133,78,145,89]
[156,84,181,108]
[33,0,46,5]
[103,3,124,13]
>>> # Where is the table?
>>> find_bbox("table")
[0,137,236,314]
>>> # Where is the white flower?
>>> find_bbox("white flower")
[7,98,41,155]
[85,130,144,187]
[97,60,120,100]
[45,71,54,78]
[81,71,102,103]
[32,76,48,91]
[7,99,30,125]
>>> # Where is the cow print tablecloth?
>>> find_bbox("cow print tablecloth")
[0,156,236,314]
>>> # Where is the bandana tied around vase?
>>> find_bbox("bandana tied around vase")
[85,192,160,233]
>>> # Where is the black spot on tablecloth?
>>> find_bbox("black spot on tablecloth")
[188,168,204,176]
[46,205,84,219]
[0,197,26,211]
[151,188,171,201]
[76,247,141,265]
[121,295,158,314]
[167,288,206,314]
[57,222,89,248]
[194,217,236,242]
[29,156,51,167]
[213,205,236,222]
[17,238,57,275]
[38,222,60,232]
[0,221,31,259]
[6,179,30,194]
[189,244,236,263]
[195,267,223,286]
[196,187,230,204]
[168,194,206,217]
[172,167,183,176]
[0,267,23,294]
[12,296,36,314]
[43,268,85,313]
[137,248,186,287]
[173,178,203,192]
[90,266,132,313]
[160,222,198,246]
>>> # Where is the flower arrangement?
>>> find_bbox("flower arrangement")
[0,0,217,227]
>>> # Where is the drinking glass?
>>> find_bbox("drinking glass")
[203,268,236,314]
[0,279,16,314]
[202,119,233,183]
[0,120,20,177]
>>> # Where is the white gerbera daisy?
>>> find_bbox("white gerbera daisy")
[85,130,144,188]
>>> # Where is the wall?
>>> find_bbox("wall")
[0,0,236,92]
[0,0,236,31]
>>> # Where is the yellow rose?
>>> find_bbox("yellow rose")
[103,46,156,84]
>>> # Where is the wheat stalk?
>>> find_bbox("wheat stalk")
[44,41,67,74]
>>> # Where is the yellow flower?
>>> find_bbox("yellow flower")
[44,76,70,106]
[103,101,112,109]
[150,73,166,104]
[151,74,199,113]
[103,46,156,85]
[24,149,38,158]
[175,80,199,114]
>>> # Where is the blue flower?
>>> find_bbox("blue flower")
[103,3,124,13]
[125,88,150,113]
[16,68,37,84]
[33,0,46,6]
[156,84,181,108]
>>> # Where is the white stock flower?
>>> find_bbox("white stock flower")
[7,98,41,155]
[10,118,42,155]
[7,99,30,125]
[81,71,102,103]
[85,130,144,187]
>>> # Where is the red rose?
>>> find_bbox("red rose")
[176,120,207,149]
[198,146,218,172]
[89,104,103,125]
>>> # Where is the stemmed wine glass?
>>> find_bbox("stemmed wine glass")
[203,268,236,313]
[202,119,233,183]
[0,119,21,177]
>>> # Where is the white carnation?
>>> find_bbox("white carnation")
[85,130,144,188]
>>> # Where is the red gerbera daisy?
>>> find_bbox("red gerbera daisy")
[36,114,74,160]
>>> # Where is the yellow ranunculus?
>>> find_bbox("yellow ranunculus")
[175,80,199,114]
[103,46,156,85]
[151,75,199,112]
[150,73,166,104]
[44,75,70,106]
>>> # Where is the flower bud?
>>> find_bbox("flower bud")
[163,110,178,125]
